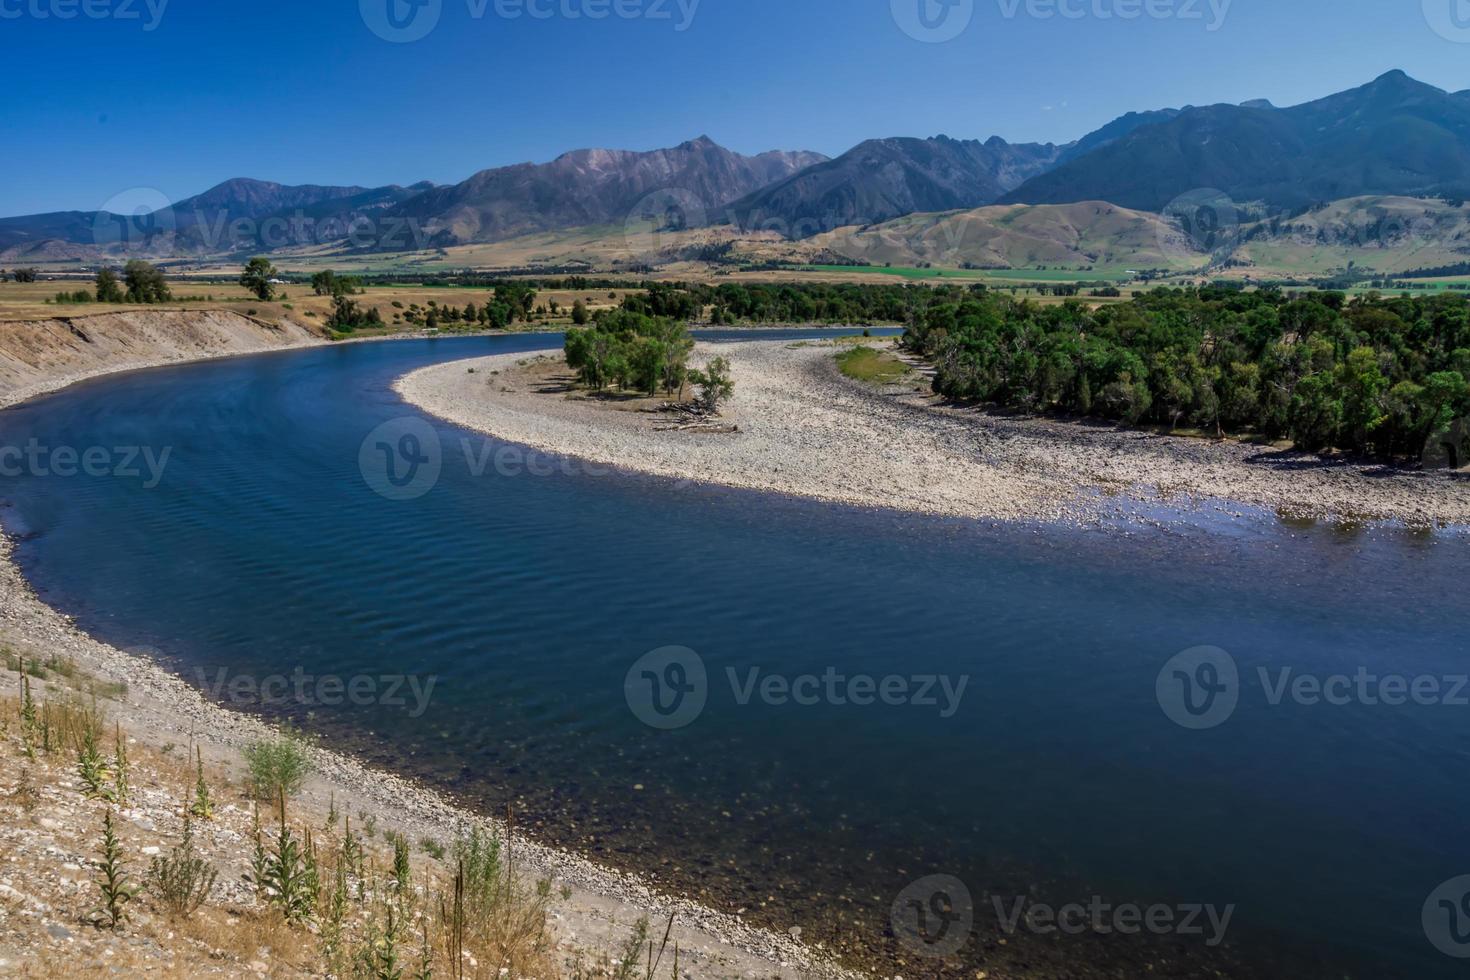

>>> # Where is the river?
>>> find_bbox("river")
[2,332,1467,977]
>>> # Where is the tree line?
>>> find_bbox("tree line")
[903,286,1470,458]
[46,261,173,305]
[622,281,917,325]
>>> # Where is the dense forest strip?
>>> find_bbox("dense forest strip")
[904,287,1470,461]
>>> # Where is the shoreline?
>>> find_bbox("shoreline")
[395,338,1470,529]
[0,320,859,979]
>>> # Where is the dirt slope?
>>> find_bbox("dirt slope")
[0,310,326,403]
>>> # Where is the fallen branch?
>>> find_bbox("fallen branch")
[653,400,738,433]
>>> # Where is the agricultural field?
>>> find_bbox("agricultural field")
[0,277,635,326]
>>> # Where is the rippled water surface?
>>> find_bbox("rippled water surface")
[3,333,1468,976]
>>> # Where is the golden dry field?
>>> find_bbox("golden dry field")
[0,277,637,326]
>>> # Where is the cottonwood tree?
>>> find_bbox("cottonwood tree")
[689,356,735,414]
[240,257,278,301]
[95,267,125,303]
[123,260,171,303]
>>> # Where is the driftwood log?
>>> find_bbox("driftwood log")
[654,401,739,434]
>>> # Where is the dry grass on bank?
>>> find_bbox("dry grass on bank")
[0,656,681,979]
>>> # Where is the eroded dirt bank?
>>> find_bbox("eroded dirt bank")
[0,310,327,406]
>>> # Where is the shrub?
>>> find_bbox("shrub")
[244,730,309,799]
[689,355,735,414]
[148,813,218,918]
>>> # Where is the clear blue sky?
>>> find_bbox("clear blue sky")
[1,0,1466,216]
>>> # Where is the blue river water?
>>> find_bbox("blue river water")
[1,332,1467,977]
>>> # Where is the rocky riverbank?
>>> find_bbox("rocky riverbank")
[396,338,1470,528]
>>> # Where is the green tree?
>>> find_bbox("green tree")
[630,336,666,396]
[689,356,735,414]
[310,270,338,296]
[1338,346,1389,452]
[240,257,277,301]
[1289,373,1344,451]
[485,302,512,329]
[123,260,171,303]
[326,294,383,332]
[95,267,125,303]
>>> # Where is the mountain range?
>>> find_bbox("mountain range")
[1002,71,1470,211]
[386,137,826,247]
[4,70,1470,264]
